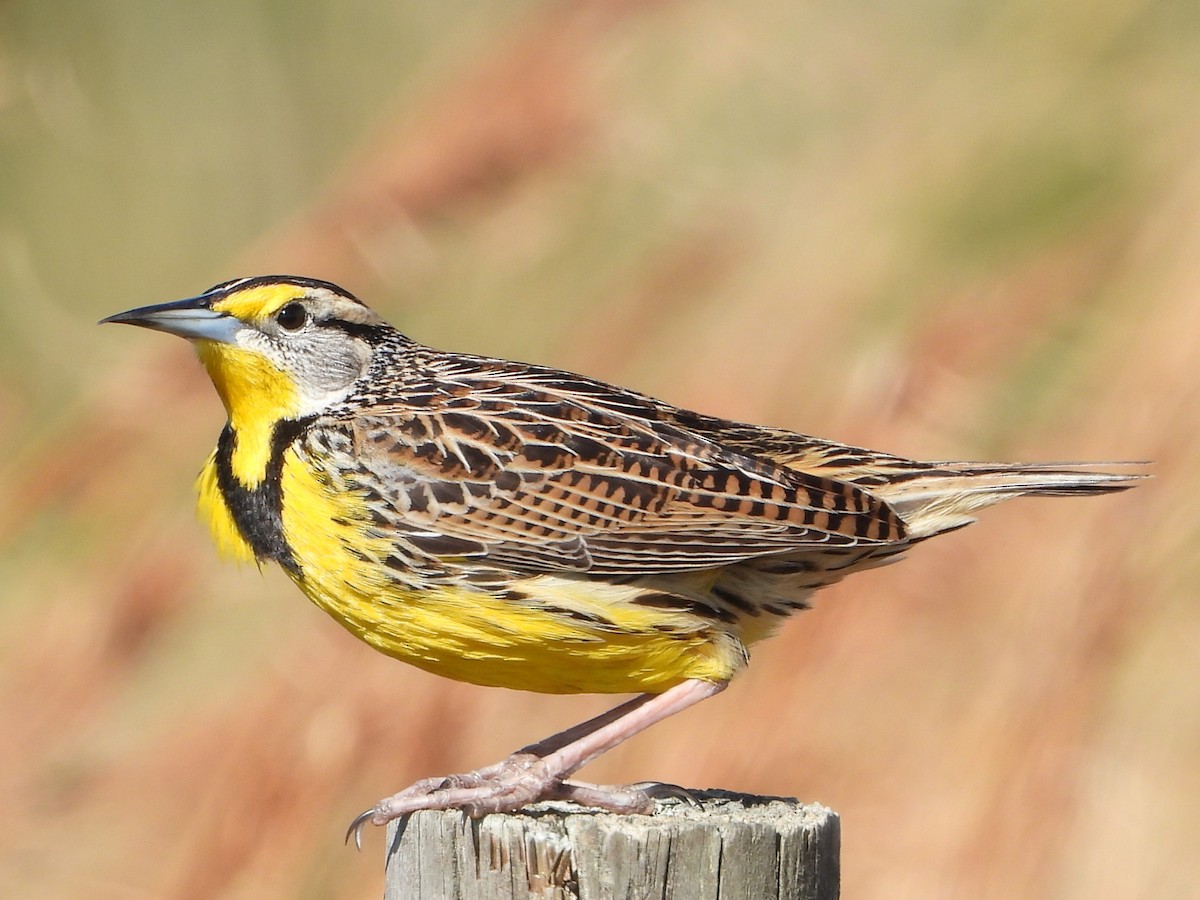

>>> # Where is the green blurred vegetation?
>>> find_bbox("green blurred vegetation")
[0,1,533,400]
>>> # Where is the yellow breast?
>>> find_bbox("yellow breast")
[268,447,743,693]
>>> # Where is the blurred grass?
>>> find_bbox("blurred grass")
[2,0,1198,897]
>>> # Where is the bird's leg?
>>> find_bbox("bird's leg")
[527,678,724,782]
[507,694,704,812]
[348,678,724,843]
[513,691,661,757]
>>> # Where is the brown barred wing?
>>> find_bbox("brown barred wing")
[331,390,907,578]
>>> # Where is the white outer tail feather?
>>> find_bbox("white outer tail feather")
[872,463,1146,540]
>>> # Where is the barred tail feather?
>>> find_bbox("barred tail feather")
[871,462,1147,539]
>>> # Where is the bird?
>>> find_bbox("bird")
[102,274,1141,843]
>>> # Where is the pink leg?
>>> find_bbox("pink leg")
[347,678,725,845]
[533,678,723,779]
[516,693,659,757]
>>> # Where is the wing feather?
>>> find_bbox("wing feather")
[322,359,906,576]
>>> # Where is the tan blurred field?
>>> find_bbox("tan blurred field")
[2,1,1198,897]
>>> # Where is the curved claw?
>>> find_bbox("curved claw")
[345,808,376,850]
[631,780,701,807]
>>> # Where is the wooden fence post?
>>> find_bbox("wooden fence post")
[384,790,839,899]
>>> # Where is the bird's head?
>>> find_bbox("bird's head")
[103,276,389,427]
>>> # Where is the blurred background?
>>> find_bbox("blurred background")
[1,1,1197,897]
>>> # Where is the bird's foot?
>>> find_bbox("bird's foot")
[345,760,690,848]
[346,753,556,847]
[346,681,725,848]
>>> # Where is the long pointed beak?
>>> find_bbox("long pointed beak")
[100,295,242,344]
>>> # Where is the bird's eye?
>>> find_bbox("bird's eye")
[276,302,308,331]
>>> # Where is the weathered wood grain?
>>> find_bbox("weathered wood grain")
[384,791,839,899]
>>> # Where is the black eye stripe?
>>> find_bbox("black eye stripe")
[323,319,390,341]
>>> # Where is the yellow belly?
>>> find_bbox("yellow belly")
[270,449,744,694]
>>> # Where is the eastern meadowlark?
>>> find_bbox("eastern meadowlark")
[103,275,1141,840]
